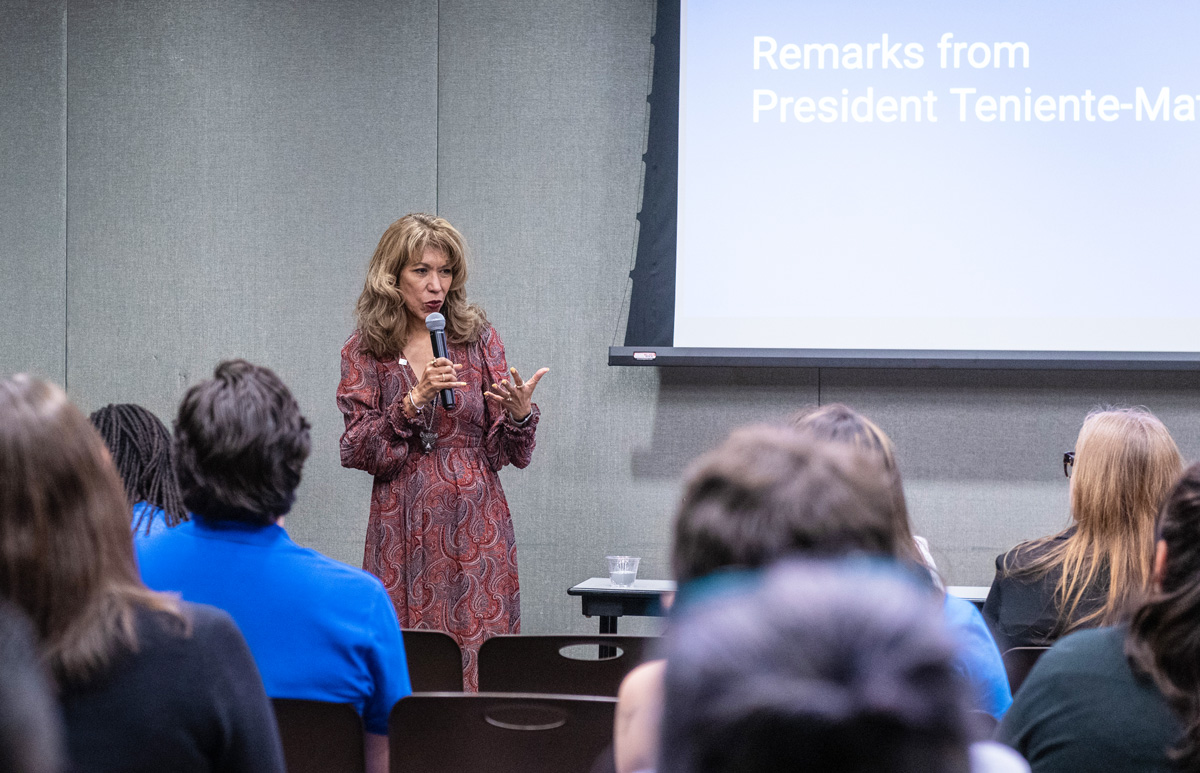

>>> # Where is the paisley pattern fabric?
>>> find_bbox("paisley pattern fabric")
[337,325,538,691]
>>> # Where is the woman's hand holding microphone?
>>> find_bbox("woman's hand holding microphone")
[406,358,466,415]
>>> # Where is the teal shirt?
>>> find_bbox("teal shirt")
[998,626,1182,772]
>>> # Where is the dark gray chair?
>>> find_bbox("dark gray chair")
[271,698,364,773]
[1002,645,1051,694]
[402,628,463,692]
[388,693,617,773]
[478,634,655,697]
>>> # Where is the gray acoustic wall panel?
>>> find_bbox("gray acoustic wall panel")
[820,368,1200,586]
[65,0,438,565]
[15,0,1192,639]
[436,0,821,636]
[0,0,66,383]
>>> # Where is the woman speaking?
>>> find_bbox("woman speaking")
[337,213,547,690]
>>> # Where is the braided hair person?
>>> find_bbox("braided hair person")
[90,404,188,539]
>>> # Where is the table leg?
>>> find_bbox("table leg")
[600,616,617,659]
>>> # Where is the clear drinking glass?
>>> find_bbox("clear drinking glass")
[606,556,641,587]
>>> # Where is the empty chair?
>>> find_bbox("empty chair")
[389,693,616,773]
[271,699,364,773]
[1002,646,1050,694]
[478,635,655,697]
[402,629,464,692]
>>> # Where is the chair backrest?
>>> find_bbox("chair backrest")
[389,693,617,773]
[271,699,364,773]
[477,635,655,697]
[1002,646,1051,694]
[402,629,463,692]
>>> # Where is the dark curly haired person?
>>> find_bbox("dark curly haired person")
[138,360,411,773]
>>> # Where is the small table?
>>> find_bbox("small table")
[568,578,677,635]
[567,580,989,637]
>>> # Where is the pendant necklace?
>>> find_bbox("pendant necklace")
[401,354,439,453]
[418,404,438,453]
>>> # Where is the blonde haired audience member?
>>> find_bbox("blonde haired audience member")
[983,407,1183,653]
[791,404,1011,718]
[792,403,939,584]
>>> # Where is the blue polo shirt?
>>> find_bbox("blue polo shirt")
[136,517,411,735]
[945,592,1013,719]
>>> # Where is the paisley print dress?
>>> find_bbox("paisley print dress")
[337,325,538,690]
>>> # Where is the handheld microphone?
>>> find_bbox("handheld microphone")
[424,312,455,409]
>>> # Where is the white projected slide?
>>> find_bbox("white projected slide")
[673,1,1200,353]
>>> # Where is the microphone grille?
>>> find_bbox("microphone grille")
[424,312,447,332]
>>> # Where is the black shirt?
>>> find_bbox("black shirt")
[61,602,285,772]
[982,529,1107,654]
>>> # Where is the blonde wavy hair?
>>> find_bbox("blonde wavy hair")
[354,213,487,358]
[1010,407,1183,632]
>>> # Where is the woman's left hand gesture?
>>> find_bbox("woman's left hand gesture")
[486,366,549,422]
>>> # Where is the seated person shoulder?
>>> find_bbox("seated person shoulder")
[137,360,411,773]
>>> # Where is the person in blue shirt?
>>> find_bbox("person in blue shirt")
[89,403,189,542]
[137,360,411,773]
[792,403,1012,719]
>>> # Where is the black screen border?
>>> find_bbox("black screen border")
[614,0,1200,370]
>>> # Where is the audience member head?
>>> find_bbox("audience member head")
[1070,407,1181,538]
[89,403,188,533]
[791,403,924,568]
[355,213,486,357]
[0,601,63,773]
[1127,463,1200,768]
[1015,406,1182,630]
[0,374,176,684]
[174,360,311,527]
[671,424,900,585]
[658,560,973,773]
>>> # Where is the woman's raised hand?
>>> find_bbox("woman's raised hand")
[486,366,549,422]
[415,358,466,405]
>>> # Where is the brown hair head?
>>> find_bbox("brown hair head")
[0,376,177,685]
[1015,406,1183,631]
[791,403,925,568]
[353,213,488,358]
[671,424,902,584]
